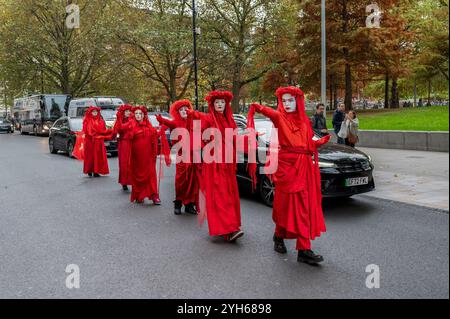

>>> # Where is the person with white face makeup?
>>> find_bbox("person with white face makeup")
[124,106,168,205]
[156,100,200,216]
[110,104,134,191]
[81,106,110,178]
[188,91,244,243]
[248,87,331,265]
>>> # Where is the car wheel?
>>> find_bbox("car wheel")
[49,138,58,154]
[259,175,274,207]
[67,141,74,158]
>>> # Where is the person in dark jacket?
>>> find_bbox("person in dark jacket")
[332,103,346,144]
[310,103,329,137]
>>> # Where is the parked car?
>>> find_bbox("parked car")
[236,118,375,206]
[48,117,118,158]
[0,118,14,133]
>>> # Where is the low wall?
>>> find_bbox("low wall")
[331,130,449,152]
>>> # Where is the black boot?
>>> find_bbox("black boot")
[122,185,129,191]
[184,203,198,215]
[297,250,324,265]
[174,200,182,215]
[226,230,244,243]
[93,173,100,178]
[273,234,287,254]
[88,173,93,177]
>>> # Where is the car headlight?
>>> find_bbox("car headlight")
[319,161,337,168]
[367,155,373,163]
[43,125,49,130]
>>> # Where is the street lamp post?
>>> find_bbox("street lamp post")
[192,0,200,111]
[321,0,327,116]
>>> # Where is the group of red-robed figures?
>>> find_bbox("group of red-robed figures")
[76,87,331,265]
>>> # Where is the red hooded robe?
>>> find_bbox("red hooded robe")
[82,106,110,176]
[157,100,200,206]
[191,91,241,237]
[248,87,330,250]
[112,104,134,186]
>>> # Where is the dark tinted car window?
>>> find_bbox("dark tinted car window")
[53,120,63,128]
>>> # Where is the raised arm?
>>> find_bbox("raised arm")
[250,103,279,123]
[187,109,213,129]
[156,114,177,130]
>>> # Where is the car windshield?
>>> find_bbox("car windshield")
[45,96,67,120]
[70,119,83,132]
[101,109,117,120]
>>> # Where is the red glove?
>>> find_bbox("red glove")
[314,134,331,148]
[155,114,164,124]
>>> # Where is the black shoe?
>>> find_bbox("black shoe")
[88,173,93,177]
[174,200,182,215]
[93,173,100,178]
[297,250,324,265]
[122,185,129,191]
[227,230,244,243]
[184,203,198,215]
[273,235,287,254]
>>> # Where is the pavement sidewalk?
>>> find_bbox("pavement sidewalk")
[359,147,449,212]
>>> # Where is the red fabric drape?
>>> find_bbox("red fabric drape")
[247,87,331,242]
[157,100,200,206]
[192,91,241,236]
[82,106,109,175]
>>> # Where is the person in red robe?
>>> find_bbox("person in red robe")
[82,106,110,177]
[111,104,134,191]
[189,91,243,243]
[247,87,331,265]
[156,100,199,216]
[126,106,170,205]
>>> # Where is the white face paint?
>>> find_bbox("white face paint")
[124,110,131,118]
[91,110,99,117]
[282,94,297,113]
[179,106,188,119]
[134,110,144,122]
[214,99,226,114]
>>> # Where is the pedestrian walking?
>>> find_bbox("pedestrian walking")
[156,100,200,216]
[110,104,134,191]
[188,91,244,243]
[81,106,110,177]
[338,111,359,148]
[310,103,329,137]
[248,87,331,265]
[332,103,346,144]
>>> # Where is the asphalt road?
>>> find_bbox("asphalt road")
[0,132,448,299]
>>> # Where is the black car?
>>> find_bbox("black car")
[0,118,14,133]
[236,118,375,206]
[48,117,118,158]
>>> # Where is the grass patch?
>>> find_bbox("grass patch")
[319,106,449,131]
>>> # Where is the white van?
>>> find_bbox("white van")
[67,97,125,129]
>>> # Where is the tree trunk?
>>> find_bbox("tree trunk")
[427,79,432,105]
[390,77,399,109]
[384,73,389,109]
[231,82,241,114]
[329,74,334,110]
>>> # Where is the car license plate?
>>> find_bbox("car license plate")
[345,177,369,187]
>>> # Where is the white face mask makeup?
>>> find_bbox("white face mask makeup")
[124,110,132,118]
[179,106,188,119]
[214,99,226,114]
[282,94,297,113]
[91,110,99,117]
[134,110,144,122]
